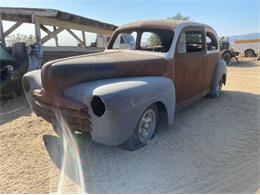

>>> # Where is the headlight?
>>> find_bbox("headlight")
[91,96,106,117]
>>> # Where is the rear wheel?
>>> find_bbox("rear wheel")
[222,51,231,65]
[215,78,223,97]
[245,49,255,57]
[208,77,223,98]
[120,105,158,151]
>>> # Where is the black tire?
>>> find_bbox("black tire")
[245,49,255,57]
[208,77,223,98]
[222,51,231,65]
[119,105,158,151]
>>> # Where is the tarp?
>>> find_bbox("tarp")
[0,44,15,61]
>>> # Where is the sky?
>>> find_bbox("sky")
[0,0,259,45]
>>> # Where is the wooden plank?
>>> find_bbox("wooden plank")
[0,8,57,17]
[0,14,32,23]
[40,24,59,46]
[0,14,5,45]
[41,27,64,44]
[37,16,114,35]
[4,22,22,37]
[40,24,51,34]
[66,29,84,45]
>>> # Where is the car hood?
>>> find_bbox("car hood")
[41,50,170,92]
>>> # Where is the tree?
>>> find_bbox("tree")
[6,34,36,46]
[167,13,190,20]
[148,13,190,47]
[148,33,161,48]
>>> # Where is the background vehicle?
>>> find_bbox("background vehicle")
[231,38,260,57]
[0,43,26,99]
[23,20,227,151]
[219,37,239,64]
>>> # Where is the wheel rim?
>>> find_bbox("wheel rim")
[138,109,156,143]
[246,50,253,57]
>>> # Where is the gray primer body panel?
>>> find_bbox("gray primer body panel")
[64,76,175,145]
[210,59,227,94]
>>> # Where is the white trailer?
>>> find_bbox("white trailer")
[231,39,260,57]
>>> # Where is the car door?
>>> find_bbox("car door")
[204,29,220,91]
[174,27,206,103]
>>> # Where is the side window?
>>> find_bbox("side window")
[140,32,161,48]
[177,31,204,53]
[206,32,218,51]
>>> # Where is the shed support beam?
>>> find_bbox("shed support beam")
[41,27,64,44]
[40,24,59,46]
[4,22,22,37]
[0,14,5,46]
[82,31,86,47]
[53,26,59,46]
[66,29,84,46]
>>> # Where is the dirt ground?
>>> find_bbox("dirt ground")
[0,57,259,193]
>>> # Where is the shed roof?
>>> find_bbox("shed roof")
[0,7,118,34]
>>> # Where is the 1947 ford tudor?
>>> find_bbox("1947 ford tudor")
[22,20,227,150]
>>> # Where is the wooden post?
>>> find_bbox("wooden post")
[34,16,41,45]
[82,31,86,47]
[0,14,5,46]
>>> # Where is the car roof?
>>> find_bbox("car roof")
[117,19,208,31]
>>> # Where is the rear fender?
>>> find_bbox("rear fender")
[209,59,227,94]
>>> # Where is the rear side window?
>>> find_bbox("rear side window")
[206,32,218,51]
[177,31,204,53]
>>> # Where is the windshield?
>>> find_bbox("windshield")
[108,29,174,53]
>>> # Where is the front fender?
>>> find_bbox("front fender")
[64,76,175,145]
[22,70,42,107]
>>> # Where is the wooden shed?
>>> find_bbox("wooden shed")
[0,7,118,62]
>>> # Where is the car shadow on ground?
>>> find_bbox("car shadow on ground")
[43,90,260,193]
[0,95,31,125]
[229,58,259,67]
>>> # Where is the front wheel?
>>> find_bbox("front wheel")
[119,105,158,151]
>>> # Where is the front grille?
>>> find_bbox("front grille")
[32,89,92,132]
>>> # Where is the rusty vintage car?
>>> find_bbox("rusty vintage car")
[22,20,226,150]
